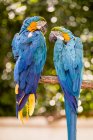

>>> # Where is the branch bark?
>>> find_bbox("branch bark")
[39,76,93,89]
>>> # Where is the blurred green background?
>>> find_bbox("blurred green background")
[0,0,93,118]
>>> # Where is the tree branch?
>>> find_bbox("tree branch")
[39,76,93,89]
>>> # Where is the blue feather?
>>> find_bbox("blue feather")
[18,94,29,111]
[12,16,47,119]
[54,37,83,113]
[13,30,47,115]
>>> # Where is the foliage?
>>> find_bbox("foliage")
[0,0,93,116]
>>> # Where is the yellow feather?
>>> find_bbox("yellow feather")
[26,102,29,120]
[18,110,24,124]
[27,22,37,32]
[62,33,70,42]
[28,94,35,116]
[17,94,35,122]
[15,84,19,94]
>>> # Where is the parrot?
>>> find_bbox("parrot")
[49,27,83,140]
[11,16,47,122]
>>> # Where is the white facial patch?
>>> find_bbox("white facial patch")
[57,35,64,40]
[37,25,41,29]
[37,21,46,29]
[28,32,33,38]
[51,31,64,41]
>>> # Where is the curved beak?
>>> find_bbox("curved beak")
[40,23,48,35]
[49,32,57,42]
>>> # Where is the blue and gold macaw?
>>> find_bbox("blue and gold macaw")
[49,27,83,140]
[11,16,47,122]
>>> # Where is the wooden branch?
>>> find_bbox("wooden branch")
[39,76,93,89]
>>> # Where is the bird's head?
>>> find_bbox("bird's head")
[49,26,73,42]
[20,16,47,35]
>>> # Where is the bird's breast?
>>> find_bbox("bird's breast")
[66,46,75,62]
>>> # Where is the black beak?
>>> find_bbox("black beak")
[49,32,57,42]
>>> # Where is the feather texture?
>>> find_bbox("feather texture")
[54,37,83,113]
[12,29,47,122]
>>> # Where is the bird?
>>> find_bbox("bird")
[49,26,83,140]
[11,16,47,122]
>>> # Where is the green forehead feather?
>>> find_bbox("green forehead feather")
[40,16,46,21]
[51,26,71,35]
[51,26,66,33]
[51,26,62,31]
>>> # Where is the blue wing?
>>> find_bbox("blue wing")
[14,31,47,111]
[54,38,83,113]
[11,31,41,59]
[73,37,83,94]
[11,33,20,60]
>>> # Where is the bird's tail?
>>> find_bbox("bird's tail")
[64,97,77,140]
[58,78,78,114]
[15,84,35,123]
[63,87,78,114]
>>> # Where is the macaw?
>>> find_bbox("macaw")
[11,16,47,122]
[49,27,83,140]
